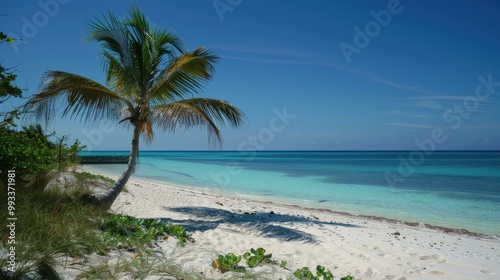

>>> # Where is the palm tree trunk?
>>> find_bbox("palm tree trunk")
[82,125,140,208]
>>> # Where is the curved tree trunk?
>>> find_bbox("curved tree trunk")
[82,125,140,208]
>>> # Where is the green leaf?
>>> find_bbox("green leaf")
[256,247,266,255]
[316,265,325,274]
[247,258,257,268]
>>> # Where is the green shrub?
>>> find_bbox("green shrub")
[0,124,84,186]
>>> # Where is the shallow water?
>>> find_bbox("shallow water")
[81,151,500,235]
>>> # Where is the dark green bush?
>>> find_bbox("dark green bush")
[0,124,84,185]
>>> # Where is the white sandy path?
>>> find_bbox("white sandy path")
[83,167,499,280]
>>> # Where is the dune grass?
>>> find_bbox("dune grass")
[0,172,108,279]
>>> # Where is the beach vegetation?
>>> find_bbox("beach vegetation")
[293,266,355,280]
[243,247,273,268]
[0,184,108,278]
[0,124,84,186]
[164,223,195,246]
[212,247,292,277]
[24,5,245,208]
[0,169,199,279]
[0,31,24,126]
[293,265,333,280]
[212,253,244,273]
[74,171,115,184]
[99,214,194,249]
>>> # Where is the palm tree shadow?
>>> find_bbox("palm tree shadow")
[161,206,360,244]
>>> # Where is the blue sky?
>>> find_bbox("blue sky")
[2,0,500,151]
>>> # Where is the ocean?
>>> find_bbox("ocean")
[80,151,500,236]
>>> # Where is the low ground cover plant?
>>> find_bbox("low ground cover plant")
[212,253,244,273]
[243,247,273,268]
[99,214,194,249]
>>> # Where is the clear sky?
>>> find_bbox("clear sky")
[2,0,500,151]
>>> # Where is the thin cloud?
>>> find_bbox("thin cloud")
[409,95,469,100]
[358,74,421,91]
[222,55,315,66]
[318,61,427,93]
[386,123,437,129]
[386,111,432,118]
[459,124,500,130]
[219,46,446,96]
[215,46,313,58]
[290,132,369,139]
[415,100,446,110]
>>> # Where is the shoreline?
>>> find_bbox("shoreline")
[82,165,498,238]
[79,166,500,279]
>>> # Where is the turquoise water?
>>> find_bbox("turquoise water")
[80,151,500,236]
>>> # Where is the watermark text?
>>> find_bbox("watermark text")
[6,170,17,273]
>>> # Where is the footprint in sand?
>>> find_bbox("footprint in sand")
[404,268,421,275]
[378,253,389,258]
[480,270,495,275]
[357,253,372,261]
[364,267,376,277]
[419,254,446,263]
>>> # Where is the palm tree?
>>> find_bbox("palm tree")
[25,6,245,207]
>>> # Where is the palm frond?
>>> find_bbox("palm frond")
[88,10,132,69]
[148,48,219,104]
[124,5,184,95]
[125,4,150,45]
[24,71,131,125]
[152,98,245,148]
[102,51,139,97]
[125,5,183,55]
[151,27,183,59]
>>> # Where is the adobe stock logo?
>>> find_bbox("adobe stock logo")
[213,0,242,21]
[79,120,116,152]
[9,0,70,53]
[339,0,410,63]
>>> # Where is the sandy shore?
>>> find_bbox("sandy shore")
[81,167,499,280]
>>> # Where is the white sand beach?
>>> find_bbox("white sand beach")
[79,167,500,280]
